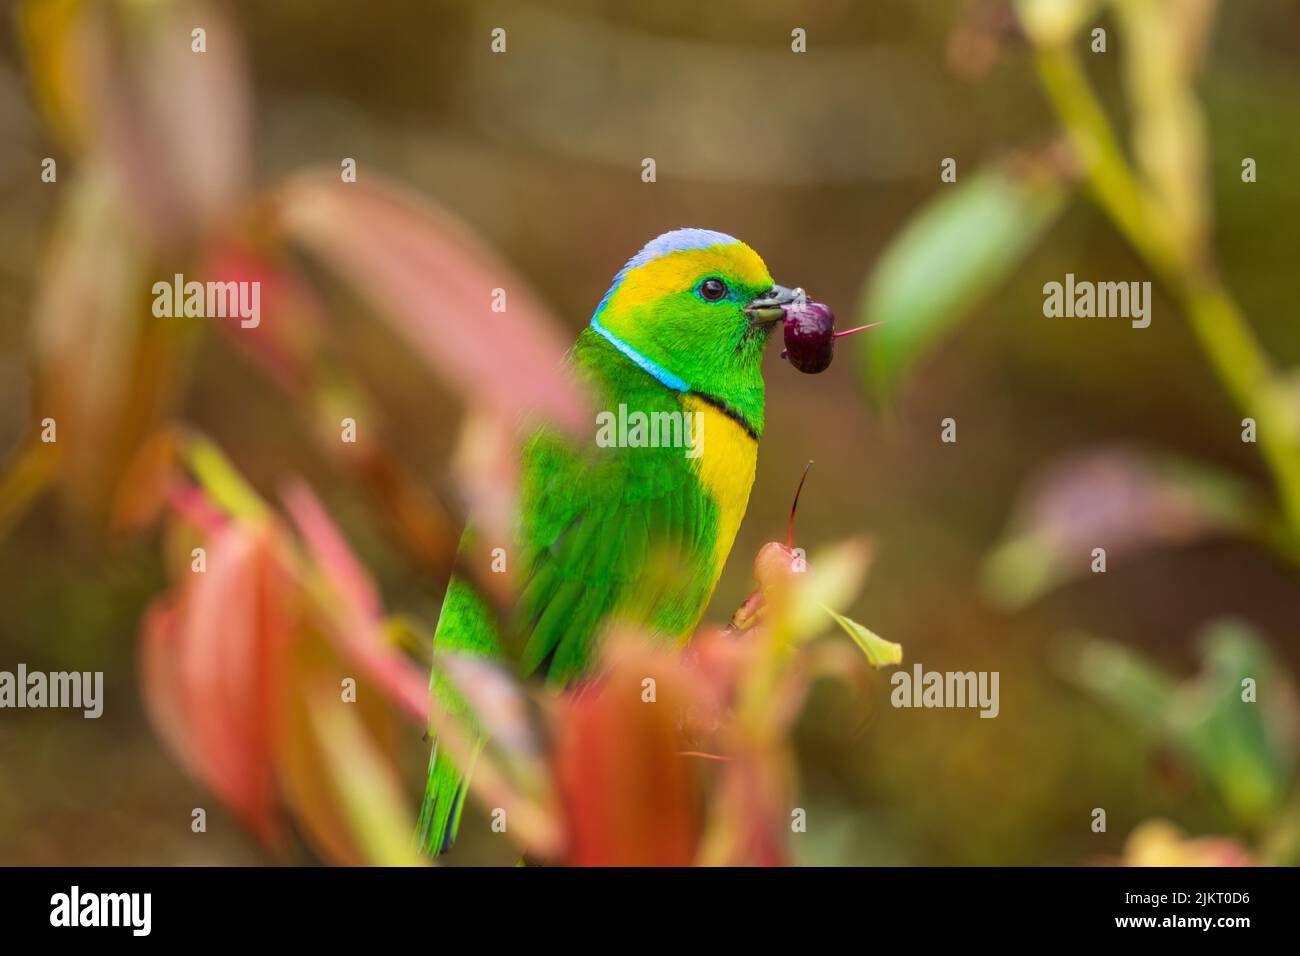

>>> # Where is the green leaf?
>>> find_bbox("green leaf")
[1175,621,1296,827]
[1064,621,1298,828]
[1064,634,1178,731]
[783,539,873,642]
[857,163,1068,397]
[823,606,903,669]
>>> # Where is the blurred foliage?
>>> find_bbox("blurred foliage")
[981,446,1266,607]
[1,0,1298,865]
[852,0,1300,863]
[1063,620,1298,856]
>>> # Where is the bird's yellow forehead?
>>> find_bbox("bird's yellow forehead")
[609,243,773,312]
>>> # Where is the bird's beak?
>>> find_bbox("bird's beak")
[744,285,803,327]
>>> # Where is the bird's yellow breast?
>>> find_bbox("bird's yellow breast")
[680,395,758,583]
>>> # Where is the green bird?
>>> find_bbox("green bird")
[418,228,802,854]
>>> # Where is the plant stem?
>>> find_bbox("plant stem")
[1033,44,1300,551]
[1180,277,1300,540]
[1034,48,1178,275]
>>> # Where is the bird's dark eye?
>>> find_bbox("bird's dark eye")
[699,277,728,302]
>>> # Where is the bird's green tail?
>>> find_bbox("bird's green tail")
[417,570,499,856]
[416,741,479,856]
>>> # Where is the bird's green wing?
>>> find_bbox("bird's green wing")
[418,421,720,855]
[513,424,716,684]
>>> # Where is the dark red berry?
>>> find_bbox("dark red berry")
[782,300,835,374]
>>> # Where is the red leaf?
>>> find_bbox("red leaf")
[270,170,590,435]
[71,2,251,244]
[282,481,428,726]
[139,521,291,845]
[551,639,701,866]
[201,242,326,395]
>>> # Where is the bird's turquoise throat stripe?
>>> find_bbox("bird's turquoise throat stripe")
[589,317,690,392]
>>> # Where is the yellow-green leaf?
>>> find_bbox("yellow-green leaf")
[823,606,903,669]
